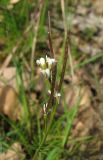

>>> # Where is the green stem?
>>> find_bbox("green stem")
[32,103,57,160]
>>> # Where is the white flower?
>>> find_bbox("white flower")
[48,90,51,94]
[45,68,50,77]
[54,92,61,103]
[36,57,45,67]
[40,68,50,77]
[48,90,61,98]
[43,103,47,115]
[36,56,56,78]
[46,55,56,68]
[55,92,61,97]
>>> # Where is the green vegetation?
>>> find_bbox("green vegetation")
[0,0,103,160]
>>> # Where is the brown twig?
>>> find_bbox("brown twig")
[58,33,69,92]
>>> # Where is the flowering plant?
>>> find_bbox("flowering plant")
[36,35,68,116]
[33,13,69,160]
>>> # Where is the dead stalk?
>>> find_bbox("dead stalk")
[61,0,67,38]
[68,41,74,82]
[58,34,69,92]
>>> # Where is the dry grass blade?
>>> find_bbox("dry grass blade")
[61,0,67,38]
[31,0,44,76]
[0,41,21,75]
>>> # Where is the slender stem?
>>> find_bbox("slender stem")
[58,34,69,92]
[32,102,58,160]
[46,11,57,111]
[46,63,57,111]
[48,11,55,58]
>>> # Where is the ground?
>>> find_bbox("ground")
[0,0,103,160]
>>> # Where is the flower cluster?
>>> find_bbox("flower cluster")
[36,55,56,77]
